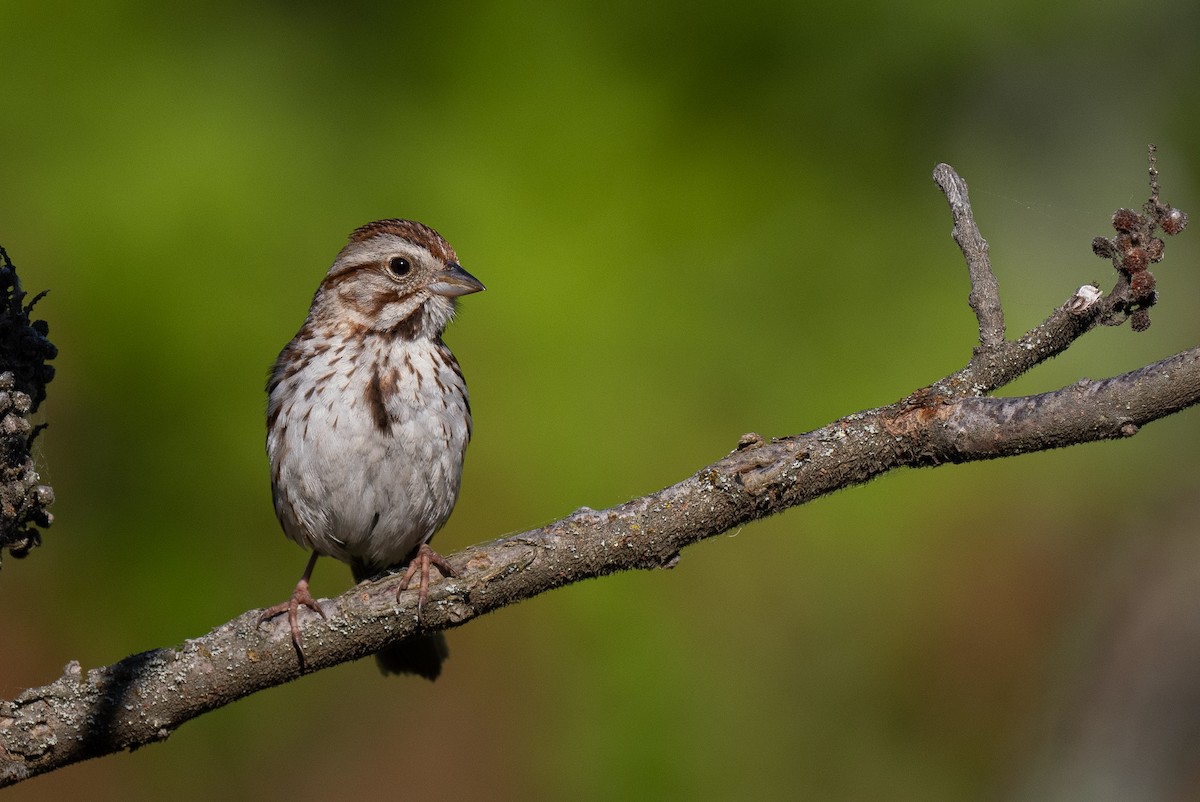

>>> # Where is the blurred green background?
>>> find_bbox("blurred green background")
[3,2,1200,799]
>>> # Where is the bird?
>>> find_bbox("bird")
[259,218,483,679]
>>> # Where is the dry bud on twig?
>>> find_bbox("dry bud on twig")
[1089,145,1189,331]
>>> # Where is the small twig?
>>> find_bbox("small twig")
[933,163,1005,350]
[1148,143,1161,202]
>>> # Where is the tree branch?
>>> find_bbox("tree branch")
[2,159,1193,786]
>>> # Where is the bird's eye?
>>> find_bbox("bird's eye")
[387,256,412,277]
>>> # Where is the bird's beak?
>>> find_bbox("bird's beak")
[428,263,485,297]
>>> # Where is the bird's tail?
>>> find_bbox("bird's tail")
[375,632,449,680]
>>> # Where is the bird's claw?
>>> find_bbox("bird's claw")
[258,579,327,666]
[397,543,458,615]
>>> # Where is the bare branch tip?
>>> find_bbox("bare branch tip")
[932,163,967,200]
[1148,143,1159,200]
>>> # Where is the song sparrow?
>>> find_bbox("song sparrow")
[260,219,484,679]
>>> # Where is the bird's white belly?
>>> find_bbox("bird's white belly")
[268,338,470,571]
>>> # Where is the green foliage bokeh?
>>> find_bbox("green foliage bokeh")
[2,2,1199,799]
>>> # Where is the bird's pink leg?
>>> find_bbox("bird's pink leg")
[258,551,327,666]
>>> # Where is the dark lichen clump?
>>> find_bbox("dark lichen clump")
[0,246,56,564]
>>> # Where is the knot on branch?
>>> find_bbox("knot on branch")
[1090,145,1189,332]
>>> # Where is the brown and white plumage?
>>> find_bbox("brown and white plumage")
[261,219,484,679]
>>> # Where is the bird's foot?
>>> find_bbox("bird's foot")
[258,578,327,666]
[398,543,458,615]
